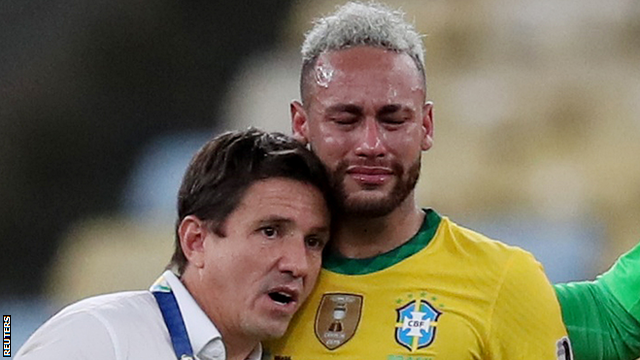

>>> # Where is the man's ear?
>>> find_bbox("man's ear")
[421,101,434,151]
[291,100,309,145]
[178,215,207,269]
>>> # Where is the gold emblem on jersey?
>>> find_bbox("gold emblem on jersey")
[315,293,363,350]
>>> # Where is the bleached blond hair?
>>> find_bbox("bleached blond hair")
[300,2,426,102]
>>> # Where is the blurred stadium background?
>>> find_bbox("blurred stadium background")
[2,0,640,351]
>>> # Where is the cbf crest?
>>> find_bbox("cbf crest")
[315,293,363,350]
[395,295,442,352]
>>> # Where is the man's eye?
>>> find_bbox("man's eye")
[331,116,357,125]
[305,236,326,250]
[260,226,278,238]
[381,117,406,126]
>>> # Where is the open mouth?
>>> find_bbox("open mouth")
[268,290,297,305]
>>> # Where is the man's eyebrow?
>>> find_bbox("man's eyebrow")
[257,216,330,233]
[257,216,293,226]
[325,104,363,115]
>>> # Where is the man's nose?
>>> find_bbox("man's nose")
[278,239,311,279]
[355,119,386,158]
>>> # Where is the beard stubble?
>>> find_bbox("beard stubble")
[330,156,421,218]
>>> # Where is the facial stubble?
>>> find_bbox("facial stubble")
[330,156,421,218]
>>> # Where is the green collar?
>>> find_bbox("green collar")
[323,209,441,275]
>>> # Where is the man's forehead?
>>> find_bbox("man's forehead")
[306,52,423,106]
[309,48,423,92]
[238,179,328,216]
[316,47,419,73]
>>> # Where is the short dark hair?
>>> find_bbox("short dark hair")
[169,128,334,275]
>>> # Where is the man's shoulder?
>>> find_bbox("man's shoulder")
[16,291,165,359]
[436,215,538,267]
[51,290,160,328]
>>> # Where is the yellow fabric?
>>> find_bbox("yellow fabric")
[266,216,569,360]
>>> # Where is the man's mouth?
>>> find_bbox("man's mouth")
[346,166,394,186]
[267,287,299,306]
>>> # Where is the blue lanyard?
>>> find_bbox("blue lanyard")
[152,288,194,360]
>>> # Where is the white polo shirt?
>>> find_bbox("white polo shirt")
[15,271,262,360]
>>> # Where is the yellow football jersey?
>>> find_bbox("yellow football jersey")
[265,210,571,360]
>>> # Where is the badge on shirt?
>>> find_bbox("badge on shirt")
[394,296,442,352]
[315,293,363,350]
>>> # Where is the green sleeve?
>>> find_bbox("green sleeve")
[600,243,640,322]
[554,243,640,360]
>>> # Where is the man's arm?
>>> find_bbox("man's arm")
[555,242,640,360]
[489,250,570,359]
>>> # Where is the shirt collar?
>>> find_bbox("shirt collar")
[156,270,262,360]
[246,344,263,360]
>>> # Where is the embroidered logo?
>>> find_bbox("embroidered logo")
[395,295,442,352]
[315,293,363,350]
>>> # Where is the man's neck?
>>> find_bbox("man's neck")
[181,273,258,360]
[332,196,425,259]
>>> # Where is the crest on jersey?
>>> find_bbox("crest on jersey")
[315,293,363,350]
[395,298,441,352]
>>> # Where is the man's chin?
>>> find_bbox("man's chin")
[249,322,290,341]
[264,324,290,340]
[341,194,399,218]
[333,157,420,218]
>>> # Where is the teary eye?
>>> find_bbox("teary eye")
[332,115,358,125]
[380,116,407,126]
